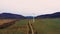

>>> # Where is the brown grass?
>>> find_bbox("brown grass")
[0,19,17,25]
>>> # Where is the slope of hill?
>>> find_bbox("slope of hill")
[35,12,60,18]
[0,13,25,19]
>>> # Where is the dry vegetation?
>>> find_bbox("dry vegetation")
[0,19,17,25]
[0,19,29,34]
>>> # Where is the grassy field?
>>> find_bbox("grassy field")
[0,19,29,34]
[32,18,60,34]
[0,19,60,34]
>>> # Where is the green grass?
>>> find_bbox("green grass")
[0,19,60,34]
[0,19,28,34]
[15,19,28,26]
[33,18,60,34]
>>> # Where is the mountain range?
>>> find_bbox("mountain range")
[35,12,60,18]
[25,16,33,19]
[0,12,60,19]
[0,13,25,19]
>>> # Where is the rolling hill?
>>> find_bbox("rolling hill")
[0,13,25,19]
[35,12,60,18]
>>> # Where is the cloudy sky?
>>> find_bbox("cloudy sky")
[0,0,60,16]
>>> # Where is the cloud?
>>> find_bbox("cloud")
[0,0,60,16]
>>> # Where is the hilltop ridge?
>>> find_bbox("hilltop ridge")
[0,13,25,19]
[35,12,60,18]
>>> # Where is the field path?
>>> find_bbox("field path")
[28,20,35,34]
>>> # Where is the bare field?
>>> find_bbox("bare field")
[0,19,17,25]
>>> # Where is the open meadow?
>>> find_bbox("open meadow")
[0,19,60,34]
[33,18,60,34]
[0,19,29,34]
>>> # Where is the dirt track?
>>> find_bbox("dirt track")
[28,20,37,34]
